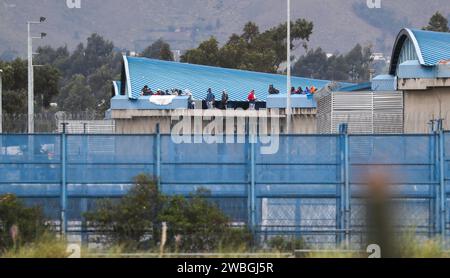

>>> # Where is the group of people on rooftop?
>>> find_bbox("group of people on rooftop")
[141,86,186,97]
[205,88,257,110]
[269,84,318,95]
[140,83,318,110]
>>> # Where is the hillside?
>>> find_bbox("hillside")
[0,0,449,59]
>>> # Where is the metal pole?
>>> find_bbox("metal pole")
[339,130,346,245]
[60,123,68,235]
[286,0,292,134]
[439,126,446,237]
[27,22,34,134]
[250,138,256,232]
[155,123,161,190]
[433,127,440,235]
[0,69,3,134]
[344,128,350,247]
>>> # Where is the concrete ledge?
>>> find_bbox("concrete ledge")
[266,94,316,109]
[111,95,189,110]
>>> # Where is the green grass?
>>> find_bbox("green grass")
[1,234,68,258]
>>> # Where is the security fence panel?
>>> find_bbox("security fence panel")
[255,135,342,246]
[349,135,435,194]
[349,134,436,245]
[0,134,61,196]
[160,135,248,198]
[255,135,341,197]
[66,135,156,192]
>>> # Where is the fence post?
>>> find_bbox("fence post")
[60,123,68,236]
[338,128,345,245]
[245,116,257,236]
[250,138,256,233]
[155,123,161,190]
[438,122,446,238]
[339,123,350,247]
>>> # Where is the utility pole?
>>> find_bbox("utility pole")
[286,0,292,134]
[27,17,46,134]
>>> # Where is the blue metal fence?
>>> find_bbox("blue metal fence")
[0,131,448,247]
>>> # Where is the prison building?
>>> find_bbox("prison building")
[108,56,350,134]
[317,28,450,134]
[389,29,450,133]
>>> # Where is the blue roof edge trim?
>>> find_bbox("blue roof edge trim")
[123,55,134,99]
[112,81,120,96]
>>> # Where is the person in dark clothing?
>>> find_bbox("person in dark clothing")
[296,87,304,94]
[268,85,280,95]
[206,88,215,109]
[291,87,296,95]
[141,85,153,96]
[221,90,229,110]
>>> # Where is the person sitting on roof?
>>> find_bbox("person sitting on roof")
[221,90,229,110]
[291,87,296,95]
[185,89,195,109]
[141,85,153,96]
[310,86,317,94]
[248,90,257,110]
[296,86,304,95]
[206,88,215,109]
[268,85,280,95]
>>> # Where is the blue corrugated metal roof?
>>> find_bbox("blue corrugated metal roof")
[411,28,450,66]
[339,82,372,92]
[121,56,348,101]
[390,28,450,74]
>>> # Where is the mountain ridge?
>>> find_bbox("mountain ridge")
[0,0,449,59]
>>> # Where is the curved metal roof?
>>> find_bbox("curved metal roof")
[120,56,345,101]
[390,28,450,74]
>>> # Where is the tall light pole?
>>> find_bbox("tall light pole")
[0,69,3,134]
[27,17,46,134]
[286,0,292,134]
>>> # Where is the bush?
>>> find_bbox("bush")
[0,194,50,254]
[267,236,309,253]
[84,174,164,250]
[159,191,252,252]
[85,175,252,252]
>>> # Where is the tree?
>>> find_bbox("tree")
[345,44,373,81]
[181,37,220,66]
[84,175,164,249]
[0,194,49,253]
[292,44,373,82]
[159,189,252,252]
[423,12,450,32]
[85,175,252,252]
[57,74,96,113]
[34,65,61,110]
[84,33,115,75]
[242,22,260,43]
[0,58,60,112]
[181,19,314,73]
[292,48,329,79]
[35,46,70,70]
[141,39,174,61]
